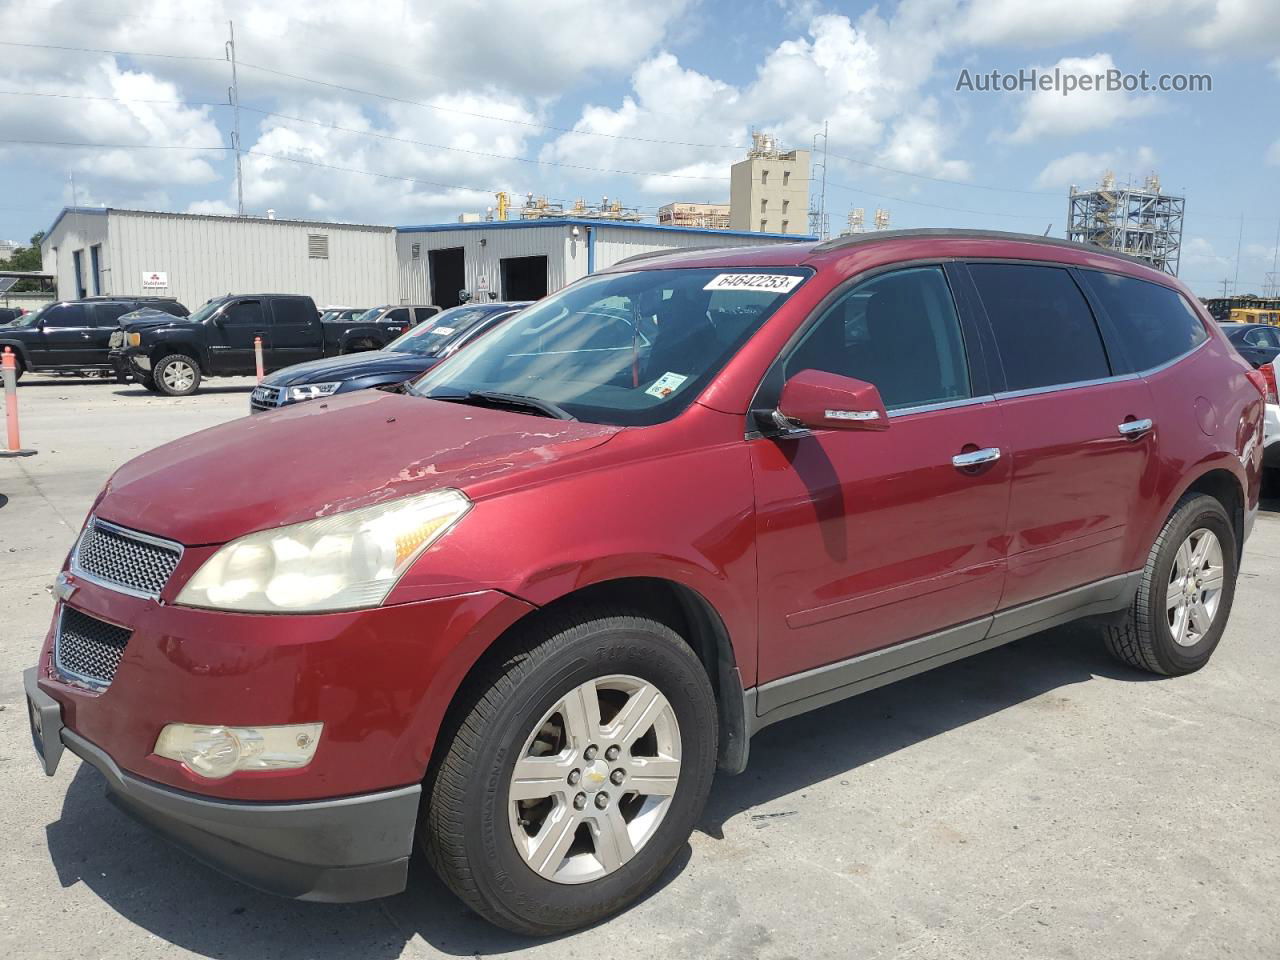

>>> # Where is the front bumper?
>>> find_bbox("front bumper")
[109,349,150,382]
[26,667,419,902]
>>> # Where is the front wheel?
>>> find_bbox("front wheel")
[153,354,202,396]
[421,611,718,935]
[1102,493,1237,675]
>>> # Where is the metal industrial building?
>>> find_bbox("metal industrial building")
[40,207,811,311]
[41,208,397,309]
[394,219,810,308]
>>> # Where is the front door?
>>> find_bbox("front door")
[208,299,267,373]
[963,262,1157,608]
[751,265,1012,687]
[36,302,98,366]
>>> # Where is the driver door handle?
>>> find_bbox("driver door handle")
[1117,418,1153,437]
[952,447,1001,468]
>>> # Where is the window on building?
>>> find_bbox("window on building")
[783,171,791,186]
[411,242,421,260]
[761,169,769,186]
[1078,270,1208,373]
[782,199,790,214]
[781,220,789,233]
[307,234,330,259]
[760,198,767,214]
[968,263,1111,391]
[72,249,85,299]
[90,244,103,295]
[783,266,971,411]
[760,219,768,232]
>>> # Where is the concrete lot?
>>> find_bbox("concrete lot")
[2,375,1279,960]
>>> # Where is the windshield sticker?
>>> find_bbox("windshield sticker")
[702,273,803,293]
[645,371,689,399]
[430,326,455,336]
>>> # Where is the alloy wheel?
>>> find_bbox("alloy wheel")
[1166,527,1225,647]
[507,674,681,884]
[162,360,195,392]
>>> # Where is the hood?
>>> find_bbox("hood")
[96,389,620,544]
[261,350,432,387]
[120,309,194,331]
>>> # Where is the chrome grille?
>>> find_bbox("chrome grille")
[72,517,182,599]
[108,330,125,349]
[55,606,131,688]
[250,384,284,412]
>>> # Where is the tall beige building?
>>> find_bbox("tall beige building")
[729,133,810,235]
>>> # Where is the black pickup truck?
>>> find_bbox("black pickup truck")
[110,293,415,396]
[0,297,189,380]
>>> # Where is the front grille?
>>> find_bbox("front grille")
[250,384,283,412]
[72,517,182,599]
[108,330,124,349]
[55,606,132,688]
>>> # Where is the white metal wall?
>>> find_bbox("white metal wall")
[398,223,803,303]
[43,211,109,299]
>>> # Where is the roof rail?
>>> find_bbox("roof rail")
[611,245,736,267]
[811,228,1159,269]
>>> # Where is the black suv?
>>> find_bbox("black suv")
[111,293,421,396]
[0,297,188,380]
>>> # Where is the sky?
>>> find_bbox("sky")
[0,0,1278,298]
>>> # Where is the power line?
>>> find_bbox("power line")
[0,136,227,150]
[0,38,223,62]
[826,150,1056,197]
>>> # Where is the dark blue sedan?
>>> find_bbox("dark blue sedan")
[250,301,529,413]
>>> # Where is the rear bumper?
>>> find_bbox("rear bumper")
[25,669,419,902]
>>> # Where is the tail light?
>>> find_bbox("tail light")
[1245,366,1272,402]
[1262,363,1279,404]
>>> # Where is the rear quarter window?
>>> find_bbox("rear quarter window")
[1079,271,1208,372]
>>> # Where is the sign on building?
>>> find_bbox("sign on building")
[141,271,169,290]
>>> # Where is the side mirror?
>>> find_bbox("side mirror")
[775,369,889,432]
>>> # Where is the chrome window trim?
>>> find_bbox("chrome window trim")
[887,394,996,419]
[992,336,1210,401]
[52,604,115,691]
[70,516,185,601]
[1126,335,1210,378]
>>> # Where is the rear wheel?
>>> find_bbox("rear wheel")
[421,611,718,935]
[1102,493,1237,675]
[153,354,201,396]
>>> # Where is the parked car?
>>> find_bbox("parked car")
[25,230,1265,935]
[249,301,529,413]
[0,306,26,325]
[1220,322,1280,369]
[0,297,188,380]
[110,294,415,396]
[358,303,442,328]
[318,306,368,323]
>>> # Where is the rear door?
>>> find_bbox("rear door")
[208,298,267,373]
[751,264,1011,687]
[962,262,1156,609]
[268,297,322,369]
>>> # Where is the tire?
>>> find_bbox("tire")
[152,354,201,396]
[1102,493,1237,676]
[140,375,161,393]
[421,610,718,935]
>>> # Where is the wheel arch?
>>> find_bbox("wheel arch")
[148,339,203,367]
[0,338,32,369]
[1166,465,1246,561]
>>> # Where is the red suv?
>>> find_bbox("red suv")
[26,230,1265,934]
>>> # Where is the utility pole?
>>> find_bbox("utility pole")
[226,20,244,217]
[1219,278,1231,298]
[1232,212,1243,296]
[68,172,78,209]
[819,119,828,241]
[1267,216,1280,298]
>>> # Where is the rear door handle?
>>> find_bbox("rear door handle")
[1117,418,1153,437]
[952,447,1001,468]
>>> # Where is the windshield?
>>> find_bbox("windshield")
[187,299,227,324]
[411,267,810,426]
[9,303,51,327]
[386,306,509,357]
[354,306,388,323]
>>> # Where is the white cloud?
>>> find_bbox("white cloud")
[1269,140,1280,165]
[1007,54,1159,142]
[877,100,972,181]
[1181,236,1230,271]
[1035,146,1156,187]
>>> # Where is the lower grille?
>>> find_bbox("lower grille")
[54,606,132,688]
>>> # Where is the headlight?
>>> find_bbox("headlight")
[127,331,141,347]
[176,488,471,612]
[155,722,322,779]
[287,381,342,402]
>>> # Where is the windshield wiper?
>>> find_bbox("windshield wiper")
[430,390,575,420]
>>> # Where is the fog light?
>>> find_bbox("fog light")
[154,723,323,779]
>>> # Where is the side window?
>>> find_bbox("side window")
[43,304,88,327]
[1243,327,1279,349]
[784,266,971,411]
[413,307,438,324]
[271,298,314,326]
[222,300,265,326]
[91,303,132,327]
[386,308,410,324]
[968,264,1110,391]
[1079,271,1208,372]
